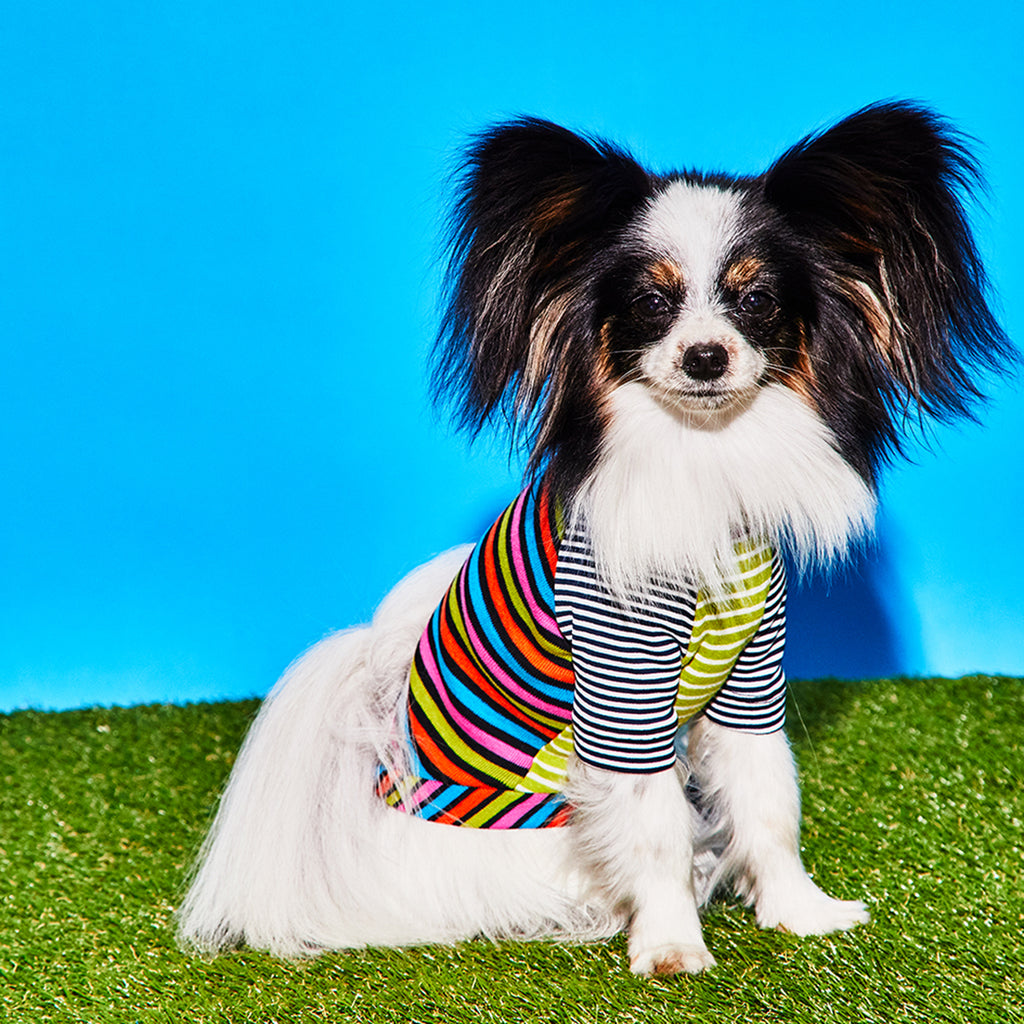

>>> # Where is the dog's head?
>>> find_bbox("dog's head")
[434,103,1011,498]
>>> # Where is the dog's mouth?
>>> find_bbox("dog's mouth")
[643,376,758,416]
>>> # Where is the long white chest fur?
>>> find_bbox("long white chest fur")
[576,382,877,599]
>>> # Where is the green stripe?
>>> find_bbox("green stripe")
[520,725,573,792]
[408,659,523,789]
[494,505,566,660]
[463,788,523,827]
[676,540,773,723]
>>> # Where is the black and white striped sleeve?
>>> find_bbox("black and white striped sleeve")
[703,553,787,733]
[554,530,696,773]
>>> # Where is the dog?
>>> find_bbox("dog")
[178,102,1009,976]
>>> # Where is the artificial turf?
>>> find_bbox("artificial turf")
[1,676,1021,1023]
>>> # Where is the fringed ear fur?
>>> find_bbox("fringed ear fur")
[763,101,1012,456]
[433,119,651,457]
[433,106,1012,488]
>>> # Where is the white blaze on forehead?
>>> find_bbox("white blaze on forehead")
[638,180,743,304]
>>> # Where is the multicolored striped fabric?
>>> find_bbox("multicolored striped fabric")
[376,480,787,828]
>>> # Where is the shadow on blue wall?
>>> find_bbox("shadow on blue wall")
[784,528,921,680]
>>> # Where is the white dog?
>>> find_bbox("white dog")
[178,103,1007,975]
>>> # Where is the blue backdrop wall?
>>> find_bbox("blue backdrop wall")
[2,0,1022,711]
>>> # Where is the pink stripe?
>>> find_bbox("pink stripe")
[456,570,567,719]
[419,612,533,768]
[416,629,446,693]
[508,493,560,635]
[409,779,441,809]
[492,792,546,828]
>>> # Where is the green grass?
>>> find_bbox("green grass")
[2,677,1022,1023]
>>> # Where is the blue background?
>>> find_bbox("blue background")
[2,0,1021,711]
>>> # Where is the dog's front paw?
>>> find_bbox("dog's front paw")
[629,942,716,977]
[756,873,869,936]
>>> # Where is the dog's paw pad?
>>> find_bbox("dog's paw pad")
[630,943,716,977]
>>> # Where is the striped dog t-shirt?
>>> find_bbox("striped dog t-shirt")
[376,480,787,828]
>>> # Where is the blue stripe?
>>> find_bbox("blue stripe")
[417,784,464,817]
[519,485,557,612]
[423,590,557,749]
[461,516,573,704]
[520,795,566,828]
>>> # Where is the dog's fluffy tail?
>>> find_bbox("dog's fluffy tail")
[177,547,621,956]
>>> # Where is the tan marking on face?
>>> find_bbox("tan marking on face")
[778,322,819,408]
[595,322,616,388]
[723,255,764,292]
[649,258,685,294]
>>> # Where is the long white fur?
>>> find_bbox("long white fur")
[565,760,717,975]
[576,382,876,600]
[686,717,869,935]
[178,546,624,956]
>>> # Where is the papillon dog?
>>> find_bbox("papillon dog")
[178,102,1009,975]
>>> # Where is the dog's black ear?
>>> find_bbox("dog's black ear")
[763,101,1011,430]
[434,118,651,441]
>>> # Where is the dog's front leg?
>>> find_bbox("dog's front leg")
[567,759,715,976]
[687,716,869,935]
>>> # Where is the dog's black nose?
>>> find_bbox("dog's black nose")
[681,343,729,381]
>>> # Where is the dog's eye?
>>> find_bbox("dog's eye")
[738,290,777,317]
[630,292,671,320]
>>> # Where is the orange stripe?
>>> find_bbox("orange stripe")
[438,603,561,739]
[548,804,571,827]
[409,705,482,787]
[537,485,559,575]
[482,518,573,684]
[435,787,492,826]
